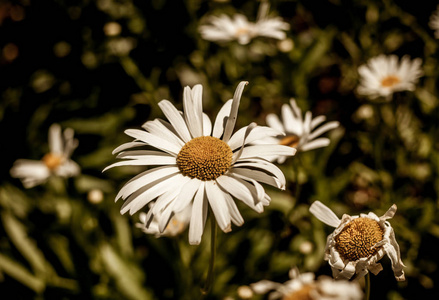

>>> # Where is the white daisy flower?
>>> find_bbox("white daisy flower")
[136,203,192,238]
[357,54,423,100]
[10,124,80,188]
[309,201,405,281]
[104,81,296,245]
[199,2,289,45]
[260,98,339,163]
[429,5,439,39]
[251,267,363,300]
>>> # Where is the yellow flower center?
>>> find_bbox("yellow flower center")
[282,284,314,300]
[280,134,300,148]
[235,27,250,37]
[42,153,64,170]
[381,75,401,87]
[334,217,384,261]
[176,136,233,181]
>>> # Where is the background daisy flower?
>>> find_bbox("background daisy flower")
[104,81,296,245]
[198,2,289,45]
[357,54,423,100]
[10,123,80,188]
[260,98,339,163]
[429,5,439,38]
[309,201,405,281]
[251,267,363,300]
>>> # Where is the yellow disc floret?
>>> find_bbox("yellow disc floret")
[42,153,64,170]
[176,136,233,181]
[334,217,384,261]
[381,75,401,88]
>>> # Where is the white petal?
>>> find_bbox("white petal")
[223,193,244,226]
[310,115,326,130]
[213,99,233,138]
[124,129,181,155]
[102,155,176,172]
[232,122,257,163]
[183,85,203,138]
[205,181,231,232]
[222,81,248,143]
[172,178,202,213]
[233,159,286,189]
[189,182,208,245]
[142,119,185,147]
[309,201,341,227]
[307,121,339,141]
[228,125,283,151]
[112,141,145,154]
[158,100,192,143]
[300,138,330,152]
[229,168,282,189]
[48,124,63,155]
[202,113,212,136]
[265,114,284,133]
[234,144,296,161]
[381,204,397,220]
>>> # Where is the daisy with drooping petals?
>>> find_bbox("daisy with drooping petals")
[429,5,439,38]
[136,204,192,238]
[251,267,363,300]
[10,124,80,188]
[260,98,339,163]
[104,81,296,245]
[309,201,405,281]
[357,54,423,100]
[199,2,289,45]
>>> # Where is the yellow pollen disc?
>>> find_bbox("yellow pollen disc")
[235,27,249,37]
[381,75,401,87]
[334,217,384,261]
[282,284,314,300]
[42,153,64,170]
[176,136,233,181]
[280,134,300,148]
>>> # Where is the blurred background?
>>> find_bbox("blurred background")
[1,0,438,299]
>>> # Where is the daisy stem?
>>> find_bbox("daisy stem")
[201,214,217,296]
[365,273,371,300]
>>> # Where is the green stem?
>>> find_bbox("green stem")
[201,214,217,296]
[365,273,371,300]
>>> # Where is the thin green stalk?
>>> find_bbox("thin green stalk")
[201,215,217,296]
[365,273,371,300]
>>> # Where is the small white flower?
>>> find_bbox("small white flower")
[136,203,191,237]
[429,5,439,39]
[199,2,289,45]
[104,81,296,245]
[309,201,405,281]
[357,54,423,100]
[251,267,363,300]
[260,98,339,163]
[10,124,80,188]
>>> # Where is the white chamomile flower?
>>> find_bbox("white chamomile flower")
[261,98,339,163]
[429,5,439,39]
[10,124,80,188]
[136,203,192,237]
[251,267,363,300]
[357,54,423,100]
[104,81,296,245]
[199,2,289,45]
[309,201,405,281]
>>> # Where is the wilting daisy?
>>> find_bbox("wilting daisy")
[260,98,339,163]
[199,2,289,45]
[357,54,423,100]
[10,124,80,188]
[136,204,192,238]
[251,267,363,300]
[309,201,405,281]
[429,5,439,38]
[104,81,296,245]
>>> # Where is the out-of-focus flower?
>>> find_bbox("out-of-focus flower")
[260,98,339,163]
[251,267,363,300]
[88,189,104,204]
[429,5,439,38]
[309,201,405,281]
[136,203,191,237]
[199,2,289,45]
[10,124,80,188]
[357,54,423,100]
[104,81,296,245]
[237,285,253,299]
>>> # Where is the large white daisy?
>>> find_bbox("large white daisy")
[429,5,439,39]
[260,98,339,163]
[10,123,80,188]
[104,81,296,245]
[199,2,289,45]
[357,54,423,100]
[251,267,363,300]
[309,201,405,281]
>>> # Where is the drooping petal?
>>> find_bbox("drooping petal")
[222,81,248,143]
[309,201,341,228]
